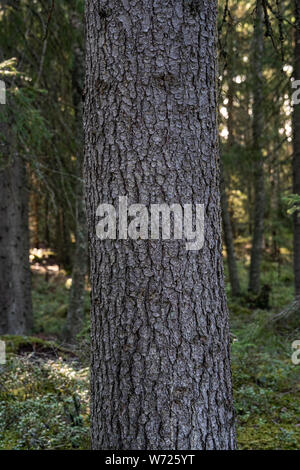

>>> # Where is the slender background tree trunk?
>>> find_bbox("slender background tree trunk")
[0,154,33,335]
[220,161,241,296]
[249,0,265,294]
[221,48,241,297]
[85,0,236,450]
[64,15,87,344]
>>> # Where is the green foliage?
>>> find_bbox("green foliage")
[1,253,299,450]
[0,58,51,167]
[1,335,58,355]
[10,86,51,154]
[224,253,300,449]
[0,353,90,450]
[32,274,72,336]
[283,194,300,216]
[233,338,300,450]
[230,290,300,448]
[0,1,84,269]
[32,273,90,338]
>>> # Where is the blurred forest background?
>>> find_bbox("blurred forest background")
[0,0,300,450]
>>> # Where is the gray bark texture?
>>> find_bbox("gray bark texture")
[293,0,300,299]
[84,0,236,450]
[249,0,265,294]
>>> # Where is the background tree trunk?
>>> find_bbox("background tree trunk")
[64,15,87,344]
[220,47,241,297]
[0,154,33,335]
[85,0,236,450]
[220,161,241,296]
[249,0,265,294]
[63,157,87,343]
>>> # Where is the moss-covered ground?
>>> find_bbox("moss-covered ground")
[1,257,300,449]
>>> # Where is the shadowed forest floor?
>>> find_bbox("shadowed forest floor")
[0,251,300,450]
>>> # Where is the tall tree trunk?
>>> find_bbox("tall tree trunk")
[0,53,32,336]
[220,162,241,296]
[0,155,33,335]
[270,4,300,323]
[44,195,50,247]
[64,163,87,343]
[221,48,240,297]
[64,17,87,344]
[31,177,40,248]
[293,0,300,299]
[55,209,71,271]
[64,157,87,343]
[84,0,236,450]
[249,0,265,294]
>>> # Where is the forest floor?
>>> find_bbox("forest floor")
[0,251,300,450]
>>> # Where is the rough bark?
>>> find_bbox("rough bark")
[84,0,236,450]
[249,0,265,294]
[64,17,87,344]
[293,0,300,299]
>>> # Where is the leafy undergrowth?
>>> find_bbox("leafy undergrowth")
[1,335,77,357]
[231,318,300,449]
[0,269,91,450]
[228,258,300,450]
[31,271,90,339]
[1,259,300,450]
[0,349,90,450]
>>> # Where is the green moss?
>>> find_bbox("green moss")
[31,273,89,337]
[0,335,75,358]
[0,335,56,354]
[237,418,300,450]
[0,355,90,449]
[2,259,300,449]
[231,300,300,450]
[0,430,20,450]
